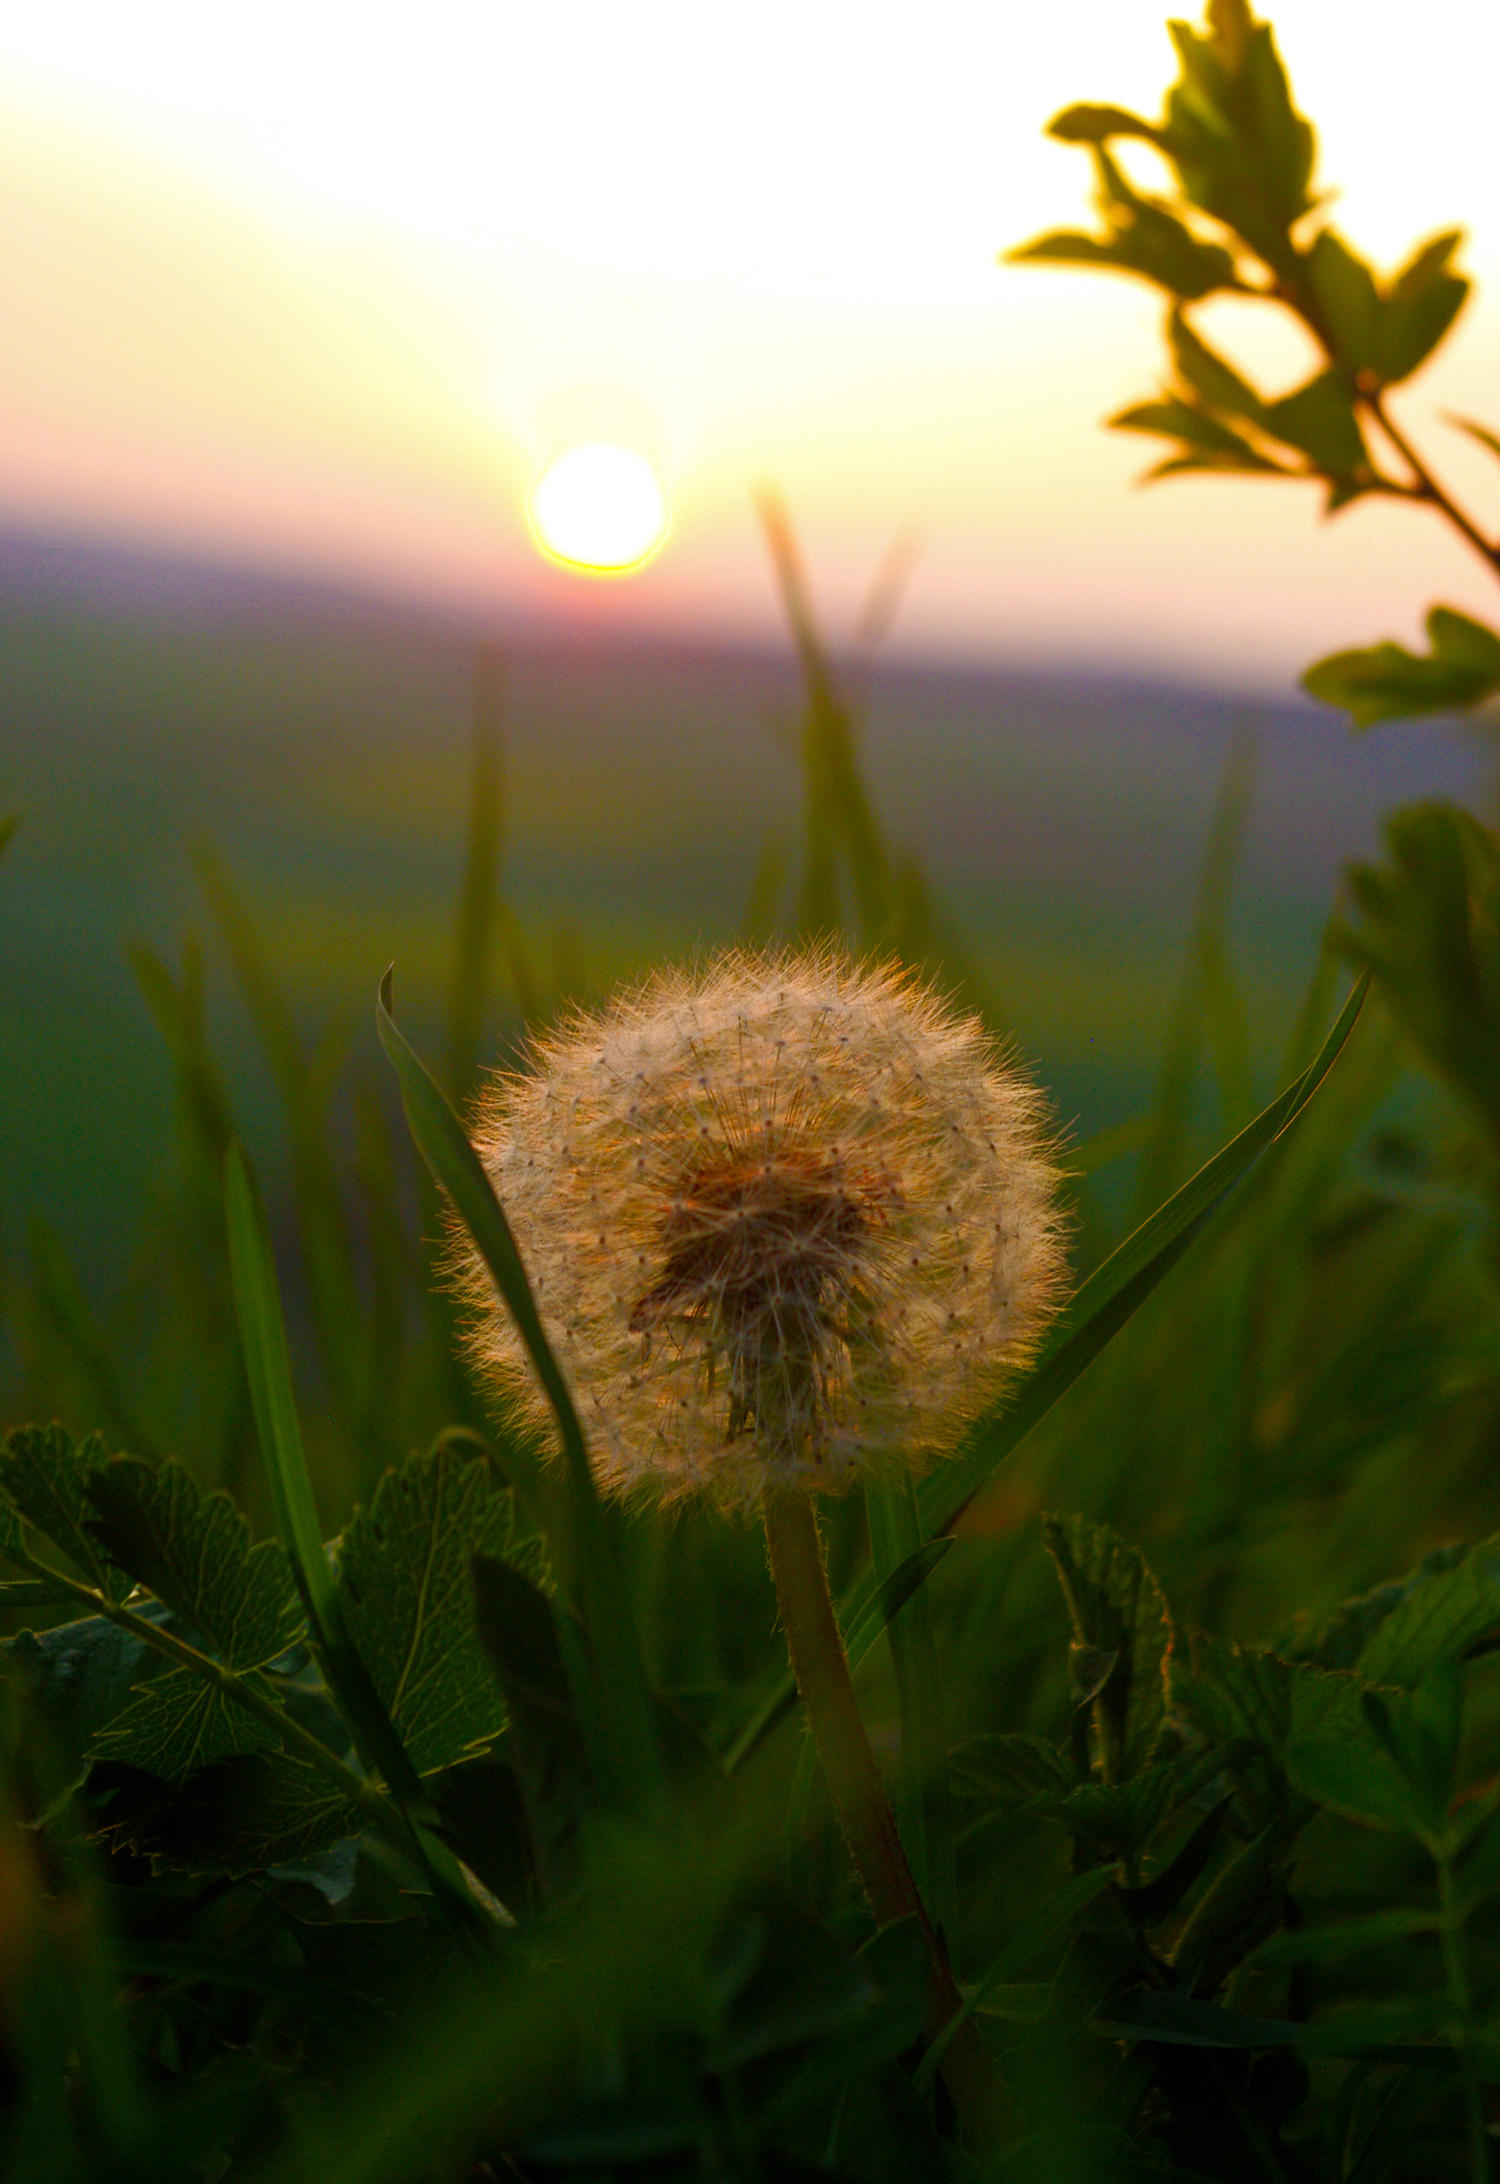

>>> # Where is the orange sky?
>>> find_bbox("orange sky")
[4,0,1499,688]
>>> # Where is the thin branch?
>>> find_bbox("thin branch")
[1363,387,1500,579]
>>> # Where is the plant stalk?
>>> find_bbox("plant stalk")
[761,1486,1007,2148]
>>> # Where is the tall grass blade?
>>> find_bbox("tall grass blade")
[1132,724,1258,1222]
[925,969,1367,1538]
[199,847,385,1470]
[375,970,663,1812]
[866,1476,959,1964]
[447,645,506,1099]
[223,1140,484,1927]
[758,489,892,944]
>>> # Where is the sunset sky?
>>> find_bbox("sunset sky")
[4,0,1499,690]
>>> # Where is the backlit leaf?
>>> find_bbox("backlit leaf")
[337,1442,545,1777]
[86,1456,303,1671]
[0,1425,129,1601]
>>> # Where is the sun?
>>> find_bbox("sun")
[527,445,668,573]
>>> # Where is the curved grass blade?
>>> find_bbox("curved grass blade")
[923,970,1368,1538]
[225,1141,488,1932]
[725,975,1368,1773]
[375,970,662,1813]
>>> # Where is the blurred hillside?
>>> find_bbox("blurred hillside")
[1,523,1487,1291]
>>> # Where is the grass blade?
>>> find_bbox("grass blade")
[224,1140,487,1930]
[924,969,1369,1538]
[446,645,506,1100]
[866,1477,960,1965]
[375,970,662,1813]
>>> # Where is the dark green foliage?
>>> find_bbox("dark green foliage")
[4,6,1500,2178]
[1337,803,1500,1147]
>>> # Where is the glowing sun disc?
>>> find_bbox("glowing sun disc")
[528,444,668,572]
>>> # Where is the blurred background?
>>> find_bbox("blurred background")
[3,0,1497,1302]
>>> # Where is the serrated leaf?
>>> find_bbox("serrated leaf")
[337,1443,540,1777]
[1261,368,1371,482]
[1284,1668,1437,1837]
[86,1456,303,1671]
[95,1751,361,1877]
[1043,1514,1174,1778]
[1304,230,1382,373]
[1161,16,1315,276]
[0,1425,129,1600]
[1111,397,1279,473]
[1007,147,1234,302]
[1305,609,1500,727]
[92,1665,284,1781]
[1176,1634,1292,1758]
[1297,1545,1473,1671]
[1356,1540,1500,1687]
[1382,230,1468,383]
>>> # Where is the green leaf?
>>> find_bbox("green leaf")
[1008,147,1235,301]
[1284,1668,1440,1838]
[1161,14,1315,276]
[1043,1514,1175,1779]
[1096,1986,1305,2049]
[1303,230,1382,373]
[1111,397,1281,475]
[91,1664,284,1781]
[1253,1908,1439,1967]
[1167,307,1263,419]
[1046,103,1160,146]
[470,1551,592,1896]
[85,1456,303,1670]
[337,1443,542,1777]
[95,1751,361,1877]
[1176,1632,1292,1759]
[1261,368,1371,485]
[1115,1794,1232,1926]
[1355,1540,1500,1688]
[375,972,662,1816]
[7,1616,154,1790]
[1304,608,1500,727]
[1055,1764,1176,1859]
[0,1426,129,1601]
[1381,230,1468,383]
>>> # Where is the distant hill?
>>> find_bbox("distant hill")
[1,523,1486,1282]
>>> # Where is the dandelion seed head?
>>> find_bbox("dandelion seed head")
[452,949,1067,1507]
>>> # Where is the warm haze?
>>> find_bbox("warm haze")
[4,0,1499,688]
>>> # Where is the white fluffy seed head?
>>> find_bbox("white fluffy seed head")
[451,949,1068,1508]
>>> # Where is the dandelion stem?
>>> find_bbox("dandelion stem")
[761,1486,1007,2148]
